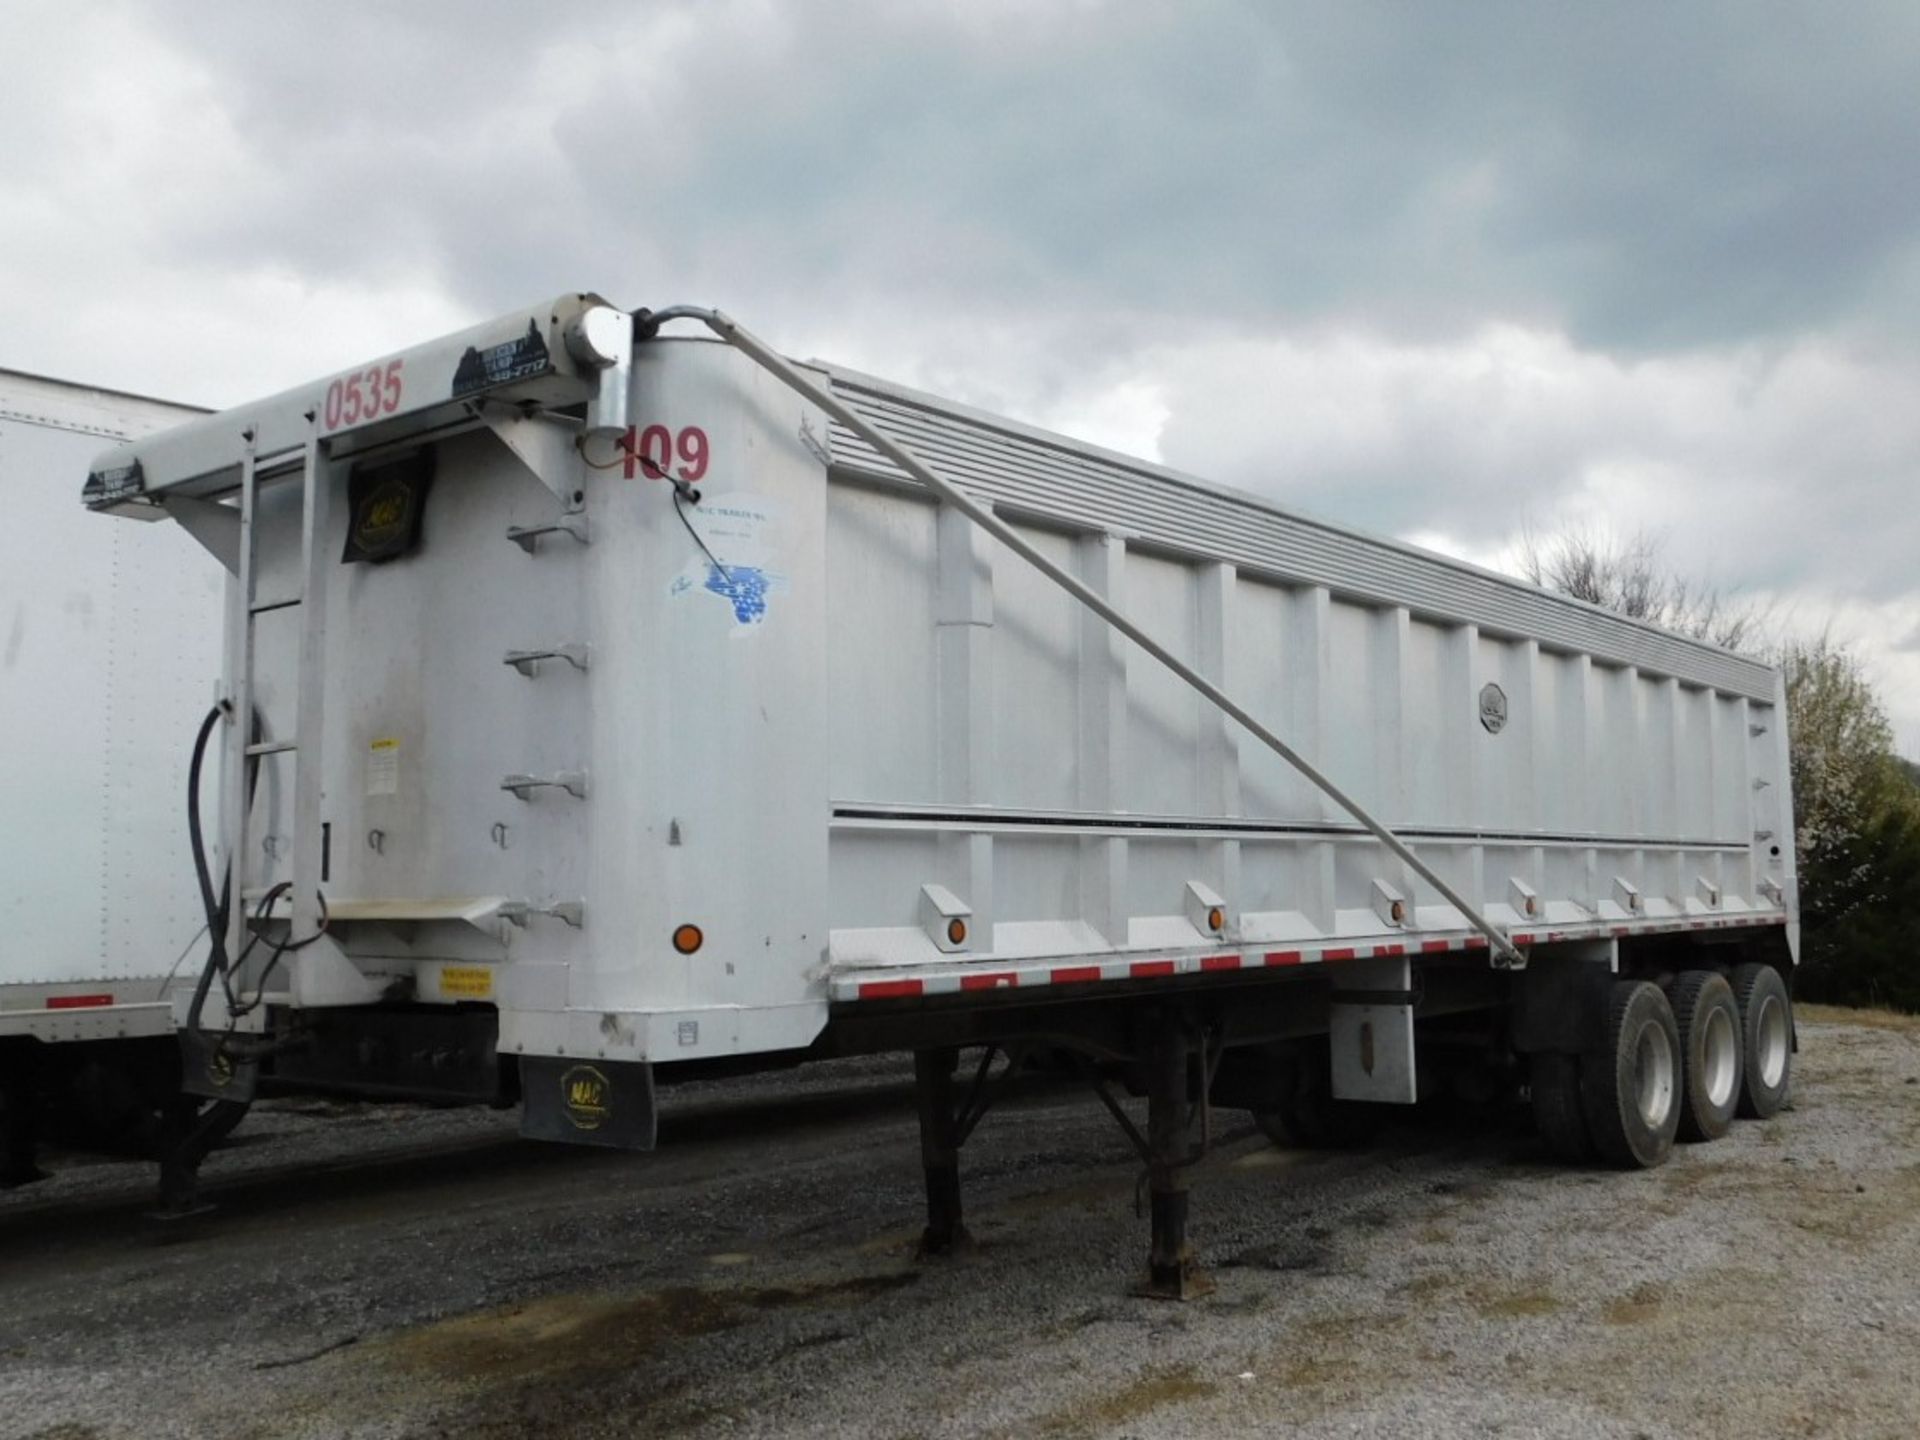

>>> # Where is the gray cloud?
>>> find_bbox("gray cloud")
[113,0,1920,357]
[5,0,1920,750]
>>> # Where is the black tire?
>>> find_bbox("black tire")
[1731,963,1793,1119]
[1671,970,1742,1142]
[1530,1051,1595,1162]
[1580,980,1681,1169]
[1250,1042,1385,1150]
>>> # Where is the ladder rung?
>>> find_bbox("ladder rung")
[246,740,298,758]
[249,596,303,616]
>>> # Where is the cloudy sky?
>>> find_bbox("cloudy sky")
[7,1,1920,749]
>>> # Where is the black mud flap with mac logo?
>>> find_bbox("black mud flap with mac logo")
[519,1056,658,1150]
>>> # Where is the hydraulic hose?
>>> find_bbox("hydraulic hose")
[182,704,301,1065]
[181,704,232,1052]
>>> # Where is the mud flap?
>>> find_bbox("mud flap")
[1329,955,1417,1104]
[519,1056,658,1150]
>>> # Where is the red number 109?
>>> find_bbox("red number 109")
[626,424,709,482]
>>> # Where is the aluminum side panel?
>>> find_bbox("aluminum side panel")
[820,367,1777,702]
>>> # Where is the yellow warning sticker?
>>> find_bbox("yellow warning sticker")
[367,736,400,796]
[439,965,493,999]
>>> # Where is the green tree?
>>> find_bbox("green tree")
[1518,530,1920,1009]
[1781,638,1920,1008]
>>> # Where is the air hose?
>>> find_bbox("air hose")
[182,704,324,1066]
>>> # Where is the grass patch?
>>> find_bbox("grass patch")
[1602,1281,1667,1325]
[1470,1286,1560,1319]
[1799,1003,1920,1034]
[1039,1366,1217,1433]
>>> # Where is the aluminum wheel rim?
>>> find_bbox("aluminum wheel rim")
[1756,994,1789,1089]
[1702,1006,1738,1109]
[1634,1020,1676,1128]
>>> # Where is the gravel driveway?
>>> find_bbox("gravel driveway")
[2,1007,1916,1439]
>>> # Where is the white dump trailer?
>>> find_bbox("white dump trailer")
[84,296,1798,1287]
[1,368,230,1181]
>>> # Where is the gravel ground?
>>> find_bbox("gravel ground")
[2,1008,1917,1439]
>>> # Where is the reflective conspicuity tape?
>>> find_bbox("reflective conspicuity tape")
[833,912,1789,1003]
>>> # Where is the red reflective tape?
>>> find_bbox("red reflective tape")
[1130,960,1176,979]
[1464,936,1490,949]
[1264,950,1303,966]
[959,972,1017,992]
[856,979,923,1000]
[1512,934,1535,946]
[1200,954,1242,972]
[1322,947,1356,961]
[1050,966,1103,985]
[1373,943,1405,957]
[46,994,113,1010]
[1420,940,1451,953]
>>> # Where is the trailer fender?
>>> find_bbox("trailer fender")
[1511,940,1617,1055]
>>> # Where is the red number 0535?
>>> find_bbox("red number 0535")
[323,359,405,431]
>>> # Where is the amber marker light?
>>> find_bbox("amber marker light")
[1206,906,1225,932]
[947,918,968,946]
[672,924,704,955]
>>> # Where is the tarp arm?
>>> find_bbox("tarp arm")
[643,305,1521,965]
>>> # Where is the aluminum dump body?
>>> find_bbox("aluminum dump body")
[2,369,216,1040]
[82,316,1797,1075]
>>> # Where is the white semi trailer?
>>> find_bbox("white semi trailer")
[1,368,237,1183]
[84,296,1798,1289]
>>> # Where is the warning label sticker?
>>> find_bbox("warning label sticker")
[367,737,400,796]
[439,966,493,999]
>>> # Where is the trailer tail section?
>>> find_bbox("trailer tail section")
[2,368,225,1177]
[85,296,1798,1288]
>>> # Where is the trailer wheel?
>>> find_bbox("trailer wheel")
[1731,963,1793,1119]
[1529,1051,1594,1162]
[1671,970,1741,1142]
[1580,980,1681,1169]
[1249,1042,1384,1150]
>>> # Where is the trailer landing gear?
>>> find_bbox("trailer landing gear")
[913,1048,971,1256]
[1137,1018,1212,1300]
[909,1013,1216,1299]
[152,1098,250,1220]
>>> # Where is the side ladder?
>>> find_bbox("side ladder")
[221,426,368,1011]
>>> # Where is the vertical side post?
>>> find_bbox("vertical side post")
[914,1047,969,1255]
[1077,533,1130,947]
[934,503,994,948]
[1140,1015,1212,1299]
[222,437,260,970]
[288,432,333,946]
